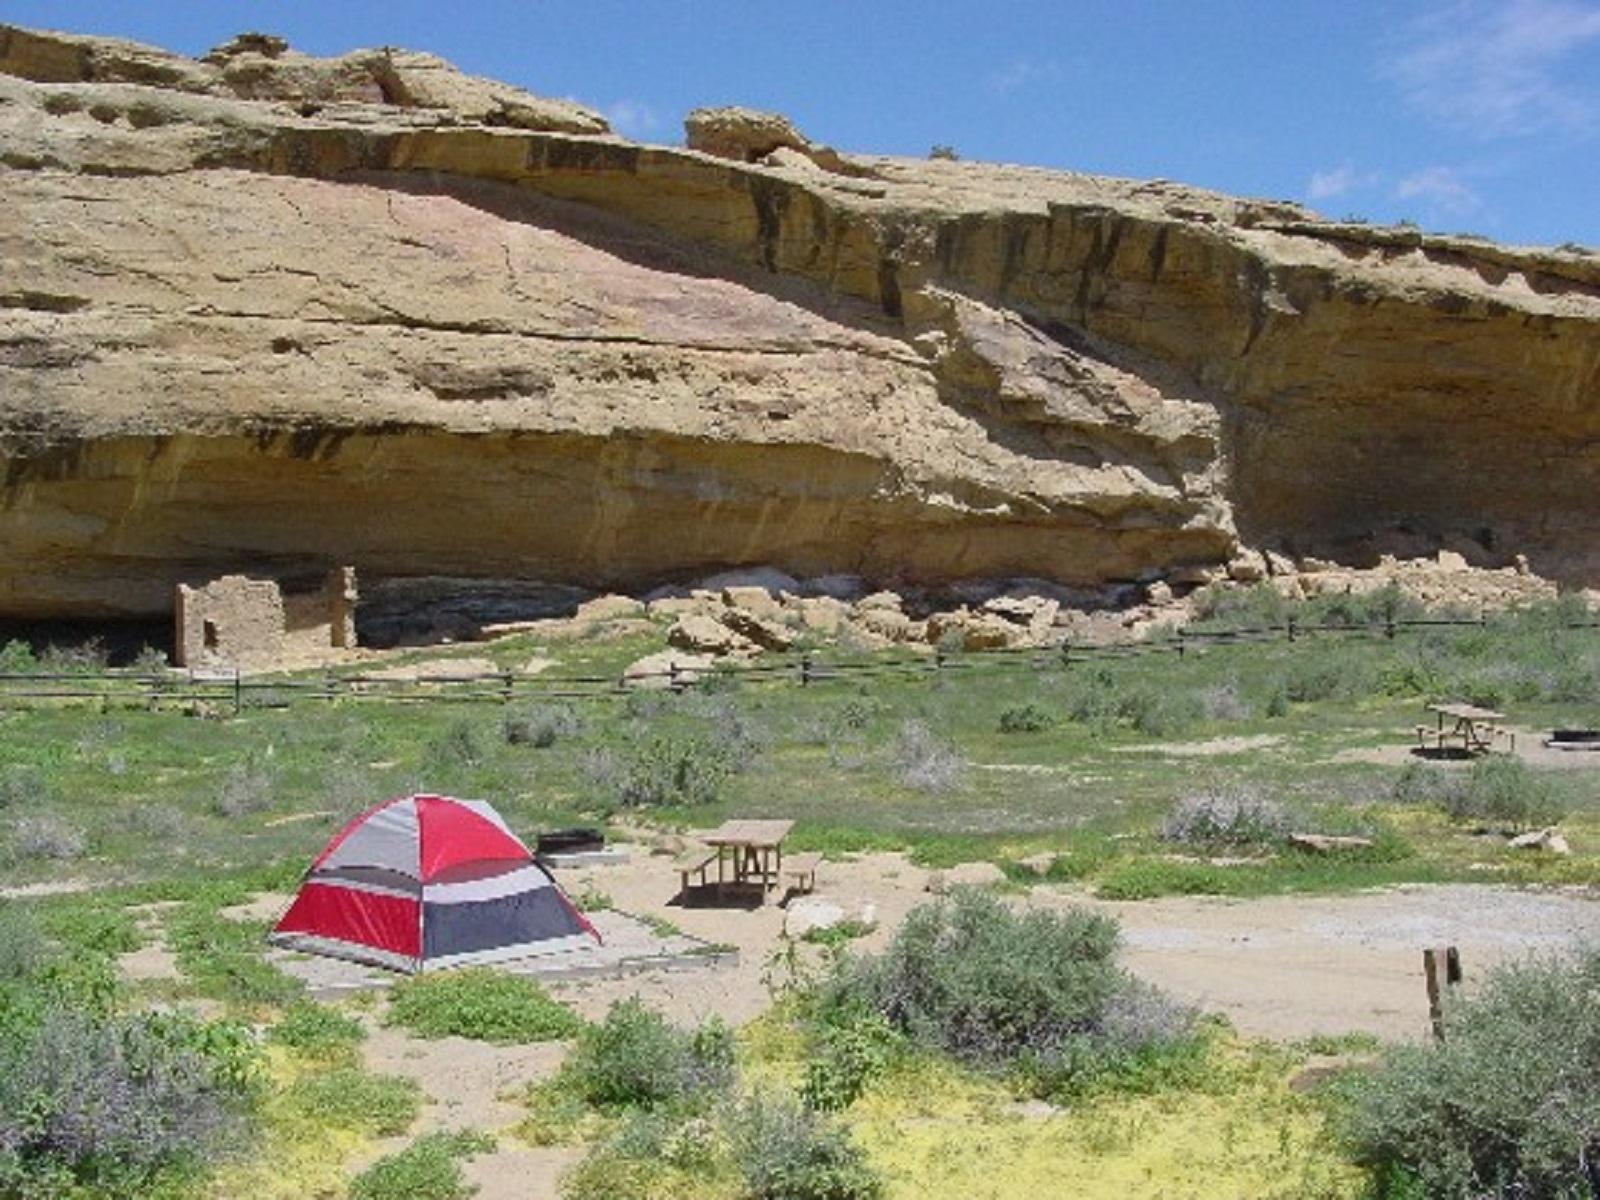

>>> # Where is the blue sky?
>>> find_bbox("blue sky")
[5,0,1598,247]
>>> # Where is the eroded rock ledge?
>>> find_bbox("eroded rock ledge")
[1,24,1596,620]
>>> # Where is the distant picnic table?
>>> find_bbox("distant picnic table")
[1418,702,1512,755]
[678,819,795,901]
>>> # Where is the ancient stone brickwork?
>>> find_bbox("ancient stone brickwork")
[173,567,356,669]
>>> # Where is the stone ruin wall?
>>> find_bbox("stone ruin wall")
[174,567,355,669]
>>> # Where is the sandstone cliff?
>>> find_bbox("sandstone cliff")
[1,25,1596,619]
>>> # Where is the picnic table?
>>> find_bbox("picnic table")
[1418,703,1510,755]
[680,819,794,900]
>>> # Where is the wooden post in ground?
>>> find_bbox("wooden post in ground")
[1423,945,1462,1042]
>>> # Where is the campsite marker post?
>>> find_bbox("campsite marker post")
[1423,945,1462,1042]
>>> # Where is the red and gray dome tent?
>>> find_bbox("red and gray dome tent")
[270,794,599,973]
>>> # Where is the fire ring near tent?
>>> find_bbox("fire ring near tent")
[271,794,599,973]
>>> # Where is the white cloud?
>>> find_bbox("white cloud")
[1386,0,1600,137]
[986,58,1061,95]
[1307,163,1381,200]
[1395,166,1484,213]
[605,99,660,140]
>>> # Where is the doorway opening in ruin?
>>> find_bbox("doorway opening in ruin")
[202,620,219,651]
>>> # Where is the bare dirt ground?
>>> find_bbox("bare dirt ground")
[1332,727,1600,770]
[160,854,1600,1196]
[1056,884,1600,1040]
[546,852,1600,1041]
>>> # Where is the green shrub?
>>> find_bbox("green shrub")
[727,1094,882,1200]
[1341,947,1600,1198]
[9,814,86,862]
[1160,787,1288,847]
[892,720,965,793]
[1120,685,1201,737]
[385,968,582,1045]
[503,704,581,747]
[564,997,734,1112]
[427,720,485,771]
[0,640,37,673]
[166,904,302,1006]
[1285,653,1367,703]
[268,1000,366,1060]
[216,762,276,819]
[42,903,143,958]
[997,703,1052,733]
[1199,681,1252,721]
[1093,859,1234,900]
[0,904,47,983]
[613,734,738,808]
[285,1067,420,1136]
[800,1008,902,1112]
[800,920,872,950]
[820,890,1196,1098]
[0,765,47,811]
[348,1130,494,1200]
[0,1005,259,1194]
[561,1114,729,1200]
[1264,678,1289,718]
[1441,756,1566,831]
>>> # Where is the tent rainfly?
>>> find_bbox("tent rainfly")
[270,794,598,973]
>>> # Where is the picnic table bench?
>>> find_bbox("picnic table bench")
[1417,703,1514,755]
[782,852,822,895]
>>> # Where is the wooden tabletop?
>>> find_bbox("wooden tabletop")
[701,819,794,848]
[1427,702,1506,721]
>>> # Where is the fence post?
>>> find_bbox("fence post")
[500,669,514,705]
[800,653,812,686]
[668,659,681,693]
[1060,638,1071,668]
[233,667,242,716]
[1177,629,1186,659]
[1423,945,1462,1042]
[1286,616,1297,643]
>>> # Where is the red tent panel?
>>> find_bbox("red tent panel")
[416,794,532,882]
[275,881,420,958]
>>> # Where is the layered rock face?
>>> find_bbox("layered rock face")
[1,25,1596,620]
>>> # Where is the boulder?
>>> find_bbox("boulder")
[622,650,716,690]
[854,606,920,643]
[926,608,1016,650]
[1169,564,1225,587]
[686,106,810,162]
[647,595,716,619]
[719,607,796,651]
[575,593,645,623]
[792,595,848,634]
[667,613,754,656]
[1264,550,1298,577]
[721,585,784,620]
[856,591,905,612]
[925,861,1007,892]
[982,594,1060,628]
[1016,852,1059,877]
[1145,580,1175,606]
[782,896,847,938]
[1508,827,1571,855]
[1227,549,1268,582]
[1436,549,1470,572]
